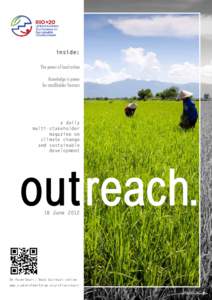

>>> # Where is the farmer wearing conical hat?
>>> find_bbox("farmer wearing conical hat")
[178,90,198,129]
[125,102,137,117]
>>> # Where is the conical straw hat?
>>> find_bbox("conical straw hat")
[127,103,137,109]
[178,90,193,99]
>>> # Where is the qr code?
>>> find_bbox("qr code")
[10,248,38,275]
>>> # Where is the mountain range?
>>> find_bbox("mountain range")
[85,79,210,99]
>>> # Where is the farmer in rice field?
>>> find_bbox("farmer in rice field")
[178,90,198,129]
[125,102,137,117]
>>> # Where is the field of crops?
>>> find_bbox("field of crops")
[84,100,199,287]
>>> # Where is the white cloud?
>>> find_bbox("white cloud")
[122,47,160,70]
[168,61,212,84]
[109,15,199,37]
[85,59,131,84]
[122,47,160,80]
[201,61,212,84]
[85,51,204,85]
[85,48,161,84]
[168,62,199,83]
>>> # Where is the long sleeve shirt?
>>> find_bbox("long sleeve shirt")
[183,98,198,122]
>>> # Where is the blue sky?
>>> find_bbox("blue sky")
[85,14,200,84]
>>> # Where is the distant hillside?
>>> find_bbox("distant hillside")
[85,79,200,98]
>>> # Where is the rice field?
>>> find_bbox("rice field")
[84,100,199,287]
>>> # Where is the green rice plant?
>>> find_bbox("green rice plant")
[84,100,199,287]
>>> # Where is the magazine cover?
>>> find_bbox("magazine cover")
[0,0,211,300]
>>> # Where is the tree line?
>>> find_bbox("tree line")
[137,86,179,100]
[85,87,180,101]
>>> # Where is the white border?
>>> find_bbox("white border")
[198,11,201,290]
[84,12,201,289]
